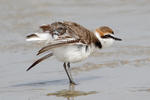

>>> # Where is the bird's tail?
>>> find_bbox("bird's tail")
[26,32,52,42]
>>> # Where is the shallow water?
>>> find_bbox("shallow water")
[0,0,150,100]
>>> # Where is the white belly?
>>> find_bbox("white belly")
[52,44,94,63]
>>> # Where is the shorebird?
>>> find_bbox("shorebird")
[26,21,122,84]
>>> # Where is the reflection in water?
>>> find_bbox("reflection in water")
[47,84,97,100]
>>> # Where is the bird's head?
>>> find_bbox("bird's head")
[94,26,122,48]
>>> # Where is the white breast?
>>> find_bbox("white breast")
[100,38,114,48]
[52,44,94,63]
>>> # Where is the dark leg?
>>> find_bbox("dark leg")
[67,63,73,81]
[63,62,76,85]
[67,62,77,85]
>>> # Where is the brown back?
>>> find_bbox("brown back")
[40,21,98,44]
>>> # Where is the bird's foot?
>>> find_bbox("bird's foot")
[70,80,77,85]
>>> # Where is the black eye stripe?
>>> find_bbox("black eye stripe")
[101,35,113,39]
[101,35,122,41]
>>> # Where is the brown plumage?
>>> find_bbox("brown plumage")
[63,21,99,44]
[40,24,51,32]
[36,21,101,55]
[40,21,99,44]
[96,26,114,36]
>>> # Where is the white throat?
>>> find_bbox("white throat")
[94,31,114,48]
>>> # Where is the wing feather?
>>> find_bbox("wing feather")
[37,39,80,55]
[26,53,53,71]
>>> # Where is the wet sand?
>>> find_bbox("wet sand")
[0,0,150,100]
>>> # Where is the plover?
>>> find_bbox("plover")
[26,21,122,84]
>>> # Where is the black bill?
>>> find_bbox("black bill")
[112,36,122,41]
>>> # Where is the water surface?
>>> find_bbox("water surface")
[0,0,150,100]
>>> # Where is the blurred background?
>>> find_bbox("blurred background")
[0,0,150,100]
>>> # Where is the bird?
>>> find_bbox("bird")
[26,21,122,85]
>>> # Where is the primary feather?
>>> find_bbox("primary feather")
[26,53,53,71]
